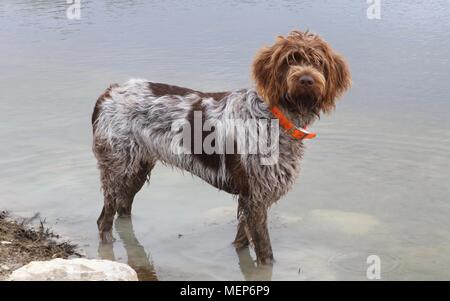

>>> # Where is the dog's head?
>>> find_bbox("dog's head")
[252,30,351,116]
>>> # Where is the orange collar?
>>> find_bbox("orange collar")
[270,106,317,140]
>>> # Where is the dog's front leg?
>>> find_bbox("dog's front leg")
[233,197,250,249]
[246,202,274,265]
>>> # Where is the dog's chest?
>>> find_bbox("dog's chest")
[244,147,303,201]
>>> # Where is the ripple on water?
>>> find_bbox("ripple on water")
[328,251,401,277]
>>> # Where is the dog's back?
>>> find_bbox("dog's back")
[92,79,257,198]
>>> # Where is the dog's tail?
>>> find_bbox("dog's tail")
[92,84,118,132]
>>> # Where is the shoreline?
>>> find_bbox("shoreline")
[0,211,80,280]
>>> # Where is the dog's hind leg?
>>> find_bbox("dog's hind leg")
[116,160,156,217]
[96,164,120,243]
[94,136,156,242]
[96,157,156,242]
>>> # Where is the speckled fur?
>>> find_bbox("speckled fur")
[92,30,351,264]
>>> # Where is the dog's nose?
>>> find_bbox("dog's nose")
[299,75,314,86]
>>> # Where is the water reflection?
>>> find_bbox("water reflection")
[98,215,273,281]
[236,248,273,281]
[98,217,158,281]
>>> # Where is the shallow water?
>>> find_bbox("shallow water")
[1,0,450,280]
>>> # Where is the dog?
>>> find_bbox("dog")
[92,30,351,264]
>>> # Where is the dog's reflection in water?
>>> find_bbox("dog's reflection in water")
[236,248,273,281]
[98,217,157,281]
[98,218,272,281]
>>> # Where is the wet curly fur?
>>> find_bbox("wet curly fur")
[92,30,351,265]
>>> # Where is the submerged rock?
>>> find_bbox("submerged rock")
[8,258,138,281]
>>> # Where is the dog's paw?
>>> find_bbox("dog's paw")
[257,255,275,266]
[233,239,250,250]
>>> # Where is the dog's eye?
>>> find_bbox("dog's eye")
[316,59,325,69]
[286,53,304,65]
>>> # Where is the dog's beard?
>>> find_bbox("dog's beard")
[280,93,321,119]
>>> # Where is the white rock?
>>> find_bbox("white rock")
[8,258,138,281]
[1,241,12,245]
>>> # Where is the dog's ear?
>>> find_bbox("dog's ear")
[322,51,351,113]
[252,41,286,107]
[332,53,351,98]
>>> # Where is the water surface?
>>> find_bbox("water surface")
[1,0,450,280]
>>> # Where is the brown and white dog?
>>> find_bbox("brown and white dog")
[92,30,351,264]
